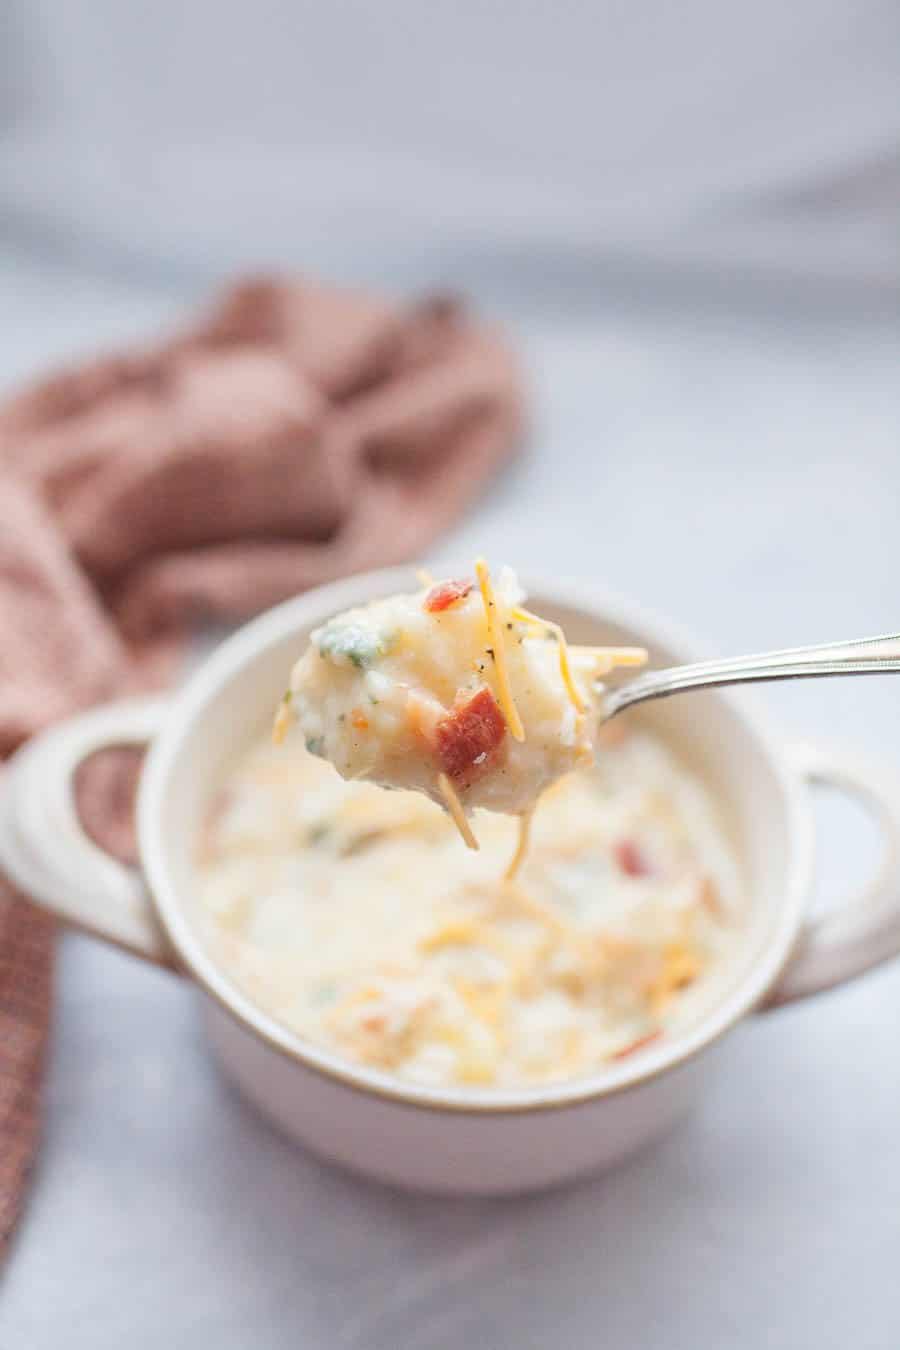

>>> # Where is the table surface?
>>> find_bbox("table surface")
[2,248,900,1348]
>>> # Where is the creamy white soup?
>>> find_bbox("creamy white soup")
[195,727,743,1088]
[278,563,647,832]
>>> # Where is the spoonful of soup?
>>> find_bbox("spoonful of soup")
[277,559,900,856]
[275,560,646,847]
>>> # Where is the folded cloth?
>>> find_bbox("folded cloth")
[0,276,524,1250]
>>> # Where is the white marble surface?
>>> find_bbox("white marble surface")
[2,248,900,1347]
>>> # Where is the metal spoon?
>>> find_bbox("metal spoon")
[602,632,900,721]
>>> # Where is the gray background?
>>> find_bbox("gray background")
[1,2,899,1344]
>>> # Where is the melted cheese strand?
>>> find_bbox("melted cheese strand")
[504,807,534,881]
[511,606,587,714]
[474,558,525,741]
[500,876,575,937]
[570,645,649,669]
[437,772,480,851]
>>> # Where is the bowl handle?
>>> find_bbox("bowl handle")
[0,697,178,969]
[763,740,900,1008]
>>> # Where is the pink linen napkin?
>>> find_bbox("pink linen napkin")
[0,275,524,1249]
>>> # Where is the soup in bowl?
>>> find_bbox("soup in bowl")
[1,568,899,1193]
[196,721,743,1089]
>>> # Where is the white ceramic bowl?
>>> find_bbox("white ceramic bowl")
[3,569,900,1195]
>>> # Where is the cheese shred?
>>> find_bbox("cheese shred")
[512,606,587,713]
[512,608,648,705]
[474,558,525,742]
[505,807,534,881]
[574,645,649,676]
[437,772,480,851]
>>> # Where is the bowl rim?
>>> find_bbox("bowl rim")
[138,566,813,1115]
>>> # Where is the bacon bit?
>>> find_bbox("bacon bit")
[614,838,653,878]
[350,708,370,731]
[611,1030,662,1061]
[435,686,506,782]
[424,577,474,613]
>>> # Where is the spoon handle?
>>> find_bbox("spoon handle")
[604,632,900,719]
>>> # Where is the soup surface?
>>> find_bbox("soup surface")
[195,726,743,1088]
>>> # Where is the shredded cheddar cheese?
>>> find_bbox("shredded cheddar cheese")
[437,772,480,850]
[574,645,649,677]
[474,557,525,742]
[505,807,534,882]
[419,919,480,952]
[512,605,587,714]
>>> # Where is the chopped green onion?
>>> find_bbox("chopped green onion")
[313,621,392,670]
